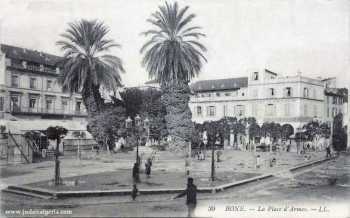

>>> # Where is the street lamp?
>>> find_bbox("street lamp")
[125,115,150,169]
[144,118,150,143]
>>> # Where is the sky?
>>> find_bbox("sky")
[0,0,349,88]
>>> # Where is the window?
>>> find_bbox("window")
[11,75,19,88]
[242,92,245,96]
[224,92,231,96]
[252,89,258,98]
[303,88,309,98]
[269,88,275,96]
[223,105,227,116]
[332,97,337,104]
[312,89,316,99]
[0,97,4,111]
[47,80,52,90]
[216,92,220,97]
[62,99,68,112]
[46,99,53,111]
[284,103,290,117]
[304,104,308,116]
[29,98,36,109]
[313,105,318,117]
[266,104,275,116]
[285,87,292,97]
[207,106,216,117]
[332,108,337,117]
[208,93,212,97]
[75,101,82,112]
[10,95,20,112]
[5,58,11,66]
[235,105,245,117]
[327,107,330,118]
[196,106,202,116]
[252,104,258,117]
[253,72,259,80]
[29,78,37,89]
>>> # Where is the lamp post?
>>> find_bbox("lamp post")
[126,115,150,170]
[211,132,221,181]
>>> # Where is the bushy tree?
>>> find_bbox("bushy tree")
[333,113,347,151]
[120,87,168,142]
[120,88,143,118]
[281,124,294,141]
[88,104,126,150]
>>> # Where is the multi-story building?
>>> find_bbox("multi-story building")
[190,69,348,132]
[0,44,87,131]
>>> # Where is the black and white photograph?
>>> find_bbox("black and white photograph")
[0,0,349,217]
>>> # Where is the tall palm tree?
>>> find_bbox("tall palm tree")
[57,19,125,116]
[141,2,207,147]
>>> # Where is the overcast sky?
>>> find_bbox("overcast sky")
[0,0,349,88]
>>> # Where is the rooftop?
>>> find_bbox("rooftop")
[191,77,248,92]
[0,44,62,66]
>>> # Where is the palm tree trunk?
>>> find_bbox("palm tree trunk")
[161,81,193,149]
[82,85,103,117]
[82,85,107,148]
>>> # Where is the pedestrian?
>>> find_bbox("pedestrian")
[131,183,138,200]
[185,155,191,176]
[326,145,331,158]
[173,177,197,217]
[132,163,140,183]
[145,158,152,178]
[200,151,205,160]
[256,155,261,169]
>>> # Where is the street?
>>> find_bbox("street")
[1,154,349,218]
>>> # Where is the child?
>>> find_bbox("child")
[131,184,138,200]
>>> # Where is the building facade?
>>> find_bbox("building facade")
[189,69,348,131]
[0,44,87,131]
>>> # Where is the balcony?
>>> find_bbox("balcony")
[9,106,87,117]
[8,63,57,75]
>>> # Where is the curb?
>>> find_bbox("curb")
[2,156,337,199]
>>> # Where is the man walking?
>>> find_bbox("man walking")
[174,177,197,217]
[132,163,140,183]
[145,158,152,178]
[326,144,331,158]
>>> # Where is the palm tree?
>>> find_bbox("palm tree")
[141,2,207,147]
[57,19,125,116]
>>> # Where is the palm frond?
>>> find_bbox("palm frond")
[141,1,206,85]
[57,19,124,97]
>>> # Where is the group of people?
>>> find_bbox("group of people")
[195,150,205,160]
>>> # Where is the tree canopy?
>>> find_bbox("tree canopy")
[57,19,125,114]
[141,1,207,85]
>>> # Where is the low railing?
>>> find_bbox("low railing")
[10,106,87,116]
[9,63,57,74]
